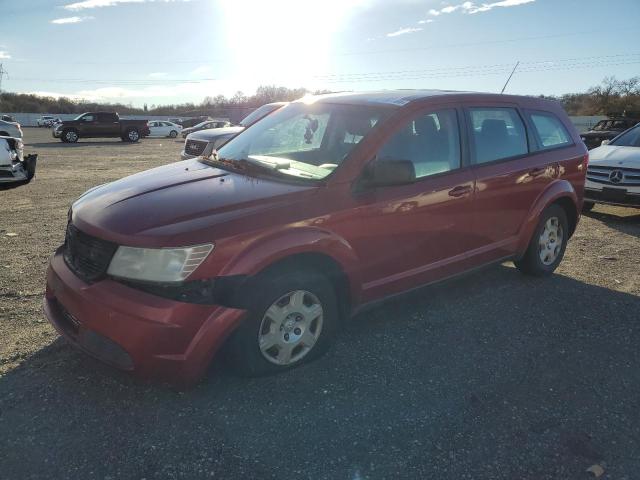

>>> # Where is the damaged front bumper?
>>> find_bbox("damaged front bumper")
[0,153,38,186]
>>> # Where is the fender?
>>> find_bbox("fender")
[219,226,363,302]
[516,179,578,258]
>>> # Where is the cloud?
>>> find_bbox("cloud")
[417,19,434,24]
[386,27,423,37]
[63,0,190,10]
[148,72,167,78]
[427,0,534,16]
[51,16,94,24]
[0,51,10,59]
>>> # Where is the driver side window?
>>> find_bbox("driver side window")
[377,108,461,179]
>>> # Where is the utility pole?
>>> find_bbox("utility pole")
[500,61,519,94]
[0,63,7,93]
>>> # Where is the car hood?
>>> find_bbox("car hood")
[588,145,640,166]
[71,158,316,246]
[187,126,244,142]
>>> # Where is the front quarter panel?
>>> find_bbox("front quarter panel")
[211,226,363,303]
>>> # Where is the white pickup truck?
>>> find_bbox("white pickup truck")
[0,137,38,188]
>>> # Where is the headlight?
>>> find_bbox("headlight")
[107,244,214,282]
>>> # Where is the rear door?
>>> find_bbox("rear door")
[463,104,558,260]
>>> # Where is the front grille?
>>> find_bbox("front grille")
[586,165,640,187]
[0,170,14,178]
[184,139,207,156]
[63,223,118,283]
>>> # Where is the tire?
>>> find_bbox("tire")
[514,204,569,276]
[169,130,178,138]
[62,129,79,143]
[123,128,140,142]
[582,201,595,212]
[225,269,339,377]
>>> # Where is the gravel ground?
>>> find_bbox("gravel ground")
[1,128,639,480]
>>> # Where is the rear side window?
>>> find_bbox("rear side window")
[469,108,528,164]
[528,112,572,150]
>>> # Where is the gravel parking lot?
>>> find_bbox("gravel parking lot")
[1,127,639,479]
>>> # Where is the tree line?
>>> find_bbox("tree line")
[1,78,639,117]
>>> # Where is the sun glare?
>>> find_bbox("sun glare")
[220,0,366,89]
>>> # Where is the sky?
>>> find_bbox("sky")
[1,0,639,107]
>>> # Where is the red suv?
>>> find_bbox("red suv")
[44,90,588,384]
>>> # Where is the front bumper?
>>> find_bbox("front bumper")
[585,181,640,208]
[0,154,38,185]
[44,247,247,385]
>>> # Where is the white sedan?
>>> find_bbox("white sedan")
[147,121,183,138]
[584,123,640,210]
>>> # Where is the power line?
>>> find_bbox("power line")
[7,27,638,66]
[9,53,640,87]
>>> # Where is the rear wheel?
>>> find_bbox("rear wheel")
[515,204,568,276]
[123,128,140,142]
[225,269,339,376]
[169,130,178,138]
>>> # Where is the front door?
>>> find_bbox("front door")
[340,107,478,302]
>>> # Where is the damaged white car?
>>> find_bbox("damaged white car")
[0,137,38,188]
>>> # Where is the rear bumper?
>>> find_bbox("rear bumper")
[44,247,247,385]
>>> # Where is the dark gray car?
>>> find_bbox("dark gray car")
[180,102,286,160]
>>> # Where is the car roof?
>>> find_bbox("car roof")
[298,89,560,109]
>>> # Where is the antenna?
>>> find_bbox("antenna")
[500,61,519,94]
[0,63,7,93]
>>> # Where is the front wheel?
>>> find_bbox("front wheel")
[62,129,79,143]
[169,130,178,138]
[515,204,568,276]
[225,269,339,377]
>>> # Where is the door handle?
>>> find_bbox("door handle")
[448,185,472,197]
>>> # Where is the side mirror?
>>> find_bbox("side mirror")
[601,139,610,146]
[360,158,416,189]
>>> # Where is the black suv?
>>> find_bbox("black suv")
[581,117,640,149]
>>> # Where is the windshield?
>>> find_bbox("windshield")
[212,102,390,181]
[611,124,640,147]
[239,103,283,127]
[74,113,89,120]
